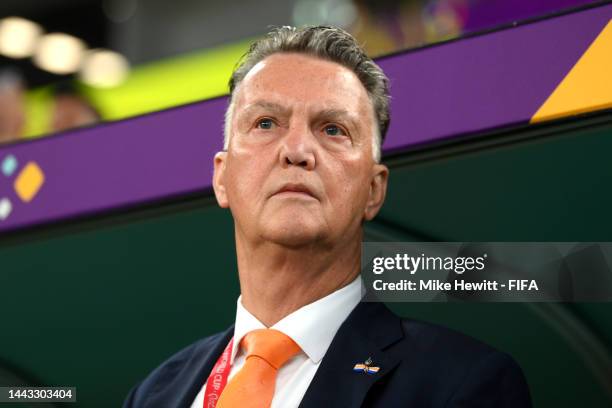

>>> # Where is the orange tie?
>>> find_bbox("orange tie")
[216,329,301,408]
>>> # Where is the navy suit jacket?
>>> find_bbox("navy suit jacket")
[124,301,532,407]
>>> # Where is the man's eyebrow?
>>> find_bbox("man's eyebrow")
[317,108,353,119]
[239,103,362,129]
[317,108,360,127]
[240,100,291,116]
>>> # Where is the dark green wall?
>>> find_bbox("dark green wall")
[1,204,239,407]
[370,117,612,408]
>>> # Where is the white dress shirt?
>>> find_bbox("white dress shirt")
[190,276,363,408]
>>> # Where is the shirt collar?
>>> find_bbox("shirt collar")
[231,276,363,364]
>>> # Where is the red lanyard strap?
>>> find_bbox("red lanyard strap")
[203,338,234,408]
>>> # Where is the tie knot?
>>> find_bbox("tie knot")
[241,329,301,370]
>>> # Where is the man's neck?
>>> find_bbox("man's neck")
[236,236,361,327]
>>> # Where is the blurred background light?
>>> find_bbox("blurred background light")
[0,17,43,59]
[33,33,86,74]
[80,49,129,88]
[326,0,358,28]
[292,0,357,28]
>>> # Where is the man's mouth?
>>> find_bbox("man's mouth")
[273,183,317,200]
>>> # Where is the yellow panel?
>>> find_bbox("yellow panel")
[14,162,45,203]
[22,87,52,139]
[531,19,612,123]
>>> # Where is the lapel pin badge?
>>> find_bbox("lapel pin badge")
[353,357,380,374]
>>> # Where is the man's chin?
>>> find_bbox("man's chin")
[260,223,325,249]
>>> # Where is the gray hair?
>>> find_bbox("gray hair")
[223,25,390,162]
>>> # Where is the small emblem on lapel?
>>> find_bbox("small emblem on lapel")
[353,357,380,374]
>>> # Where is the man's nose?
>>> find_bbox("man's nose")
[279,126,316,170]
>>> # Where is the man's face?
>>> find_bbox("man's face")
[213,52,388,248]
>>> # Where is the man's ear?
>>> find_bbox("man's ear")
[364,164,389,221]
[212,151,229,208]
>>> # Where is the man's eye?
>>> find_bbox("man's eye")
[324,124,346,137]
[256,118,274,130]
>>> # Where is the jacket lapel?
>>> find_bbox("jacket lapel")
[299,302,403,408]
[174,325,234,408]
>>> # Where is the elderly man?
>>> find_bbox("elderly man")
[124,26,532,408]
